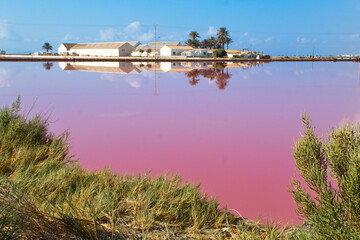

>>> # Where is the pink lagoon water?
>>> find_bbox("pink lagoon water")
[0,61,359,225]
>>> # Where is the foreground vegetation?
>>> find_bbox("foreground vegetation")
[0,98,358,239]
[290,113,360,239]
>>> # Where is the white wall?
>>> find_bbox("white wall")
[68,48,119,57]
[58,44,69,55]
[160,46,172,56]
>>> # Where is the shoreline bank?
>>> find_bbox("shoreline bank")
[1,54,359,62]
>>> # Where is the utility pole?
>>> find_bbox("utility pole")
[154,23,157,59]
[296,44,299,57]
[154,23,158,96]
[312,46,316,59]
[358,62,360,88]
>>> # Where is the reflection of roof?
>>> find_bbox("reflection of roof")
[166,68,194,72]
[164,46,194,50]
[62,63,140,74]
[69,42,129,49]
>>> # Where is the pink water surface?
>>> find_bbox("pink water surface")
[0,61,359,225]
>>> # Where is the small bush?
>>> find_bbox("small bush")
[290,113,360,239]
[213,49,227,58]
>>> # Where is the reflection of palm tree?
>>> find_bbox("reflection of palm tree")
[43,62,53,70]
[201,69,217,80]
[189,78,200,86]
[216,70,231,90]
[186,70,201,86]
[184,66,232,90]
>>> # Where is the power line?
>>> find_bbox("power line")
[6,21,359,36]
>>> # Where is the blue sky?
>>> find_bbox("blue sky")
[0,0,359,55]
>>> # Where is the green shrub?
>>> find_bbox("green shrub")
[290,113,360,240]
[213,49,227,58]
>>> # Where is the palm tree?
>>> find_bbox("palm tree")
[216,27,230,49]
[188,31,200,40]
[42,42,53,52]
[185,39,200,48]
[207,36,217,49]
[225,37,232,50]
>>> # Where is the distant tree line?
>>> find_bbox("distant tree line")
[185,27,232,50]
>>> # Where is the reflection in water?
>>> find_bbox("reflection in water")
[1,61,360,224]
[58,61,265,90]
[186,62,232,89]
[58,61,265,74]
[43,62,53,70]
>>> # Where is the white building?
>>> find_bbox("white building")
[160,45,194,57]
[181,49,209,57]
[58,42,136,57]
[132,41,180,57]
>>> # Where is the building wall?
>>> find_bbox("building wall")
[58,44,69,55]
[160,46,172,56]
[160,46,192,56]
[58,42,135,57]
[118,44,134,56]
[68,48,119,57]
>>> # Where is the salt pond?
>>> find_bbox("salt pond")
[0,61,359,224]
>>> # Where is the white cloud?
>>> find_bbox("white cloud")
[242,32,249,38]
[206,26,216,36]
[265,37,273,44]
[0,68,11,87]
[63,34,80,42]
[249,38,257,44]
[124,21,141,33]
[0,19,10,39]
[100,28,117,41]
[100,73,118,81]
[296,36,305,43]
[99,21,153,42]
[125,77,142,88]
[139,32,153,42]
[341,33,360,41]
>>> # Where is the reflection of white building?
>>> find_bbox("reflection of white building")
[160,45,194,56]
[58,62,141,74]
[160,62,210,72]
[58,42,139,57]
